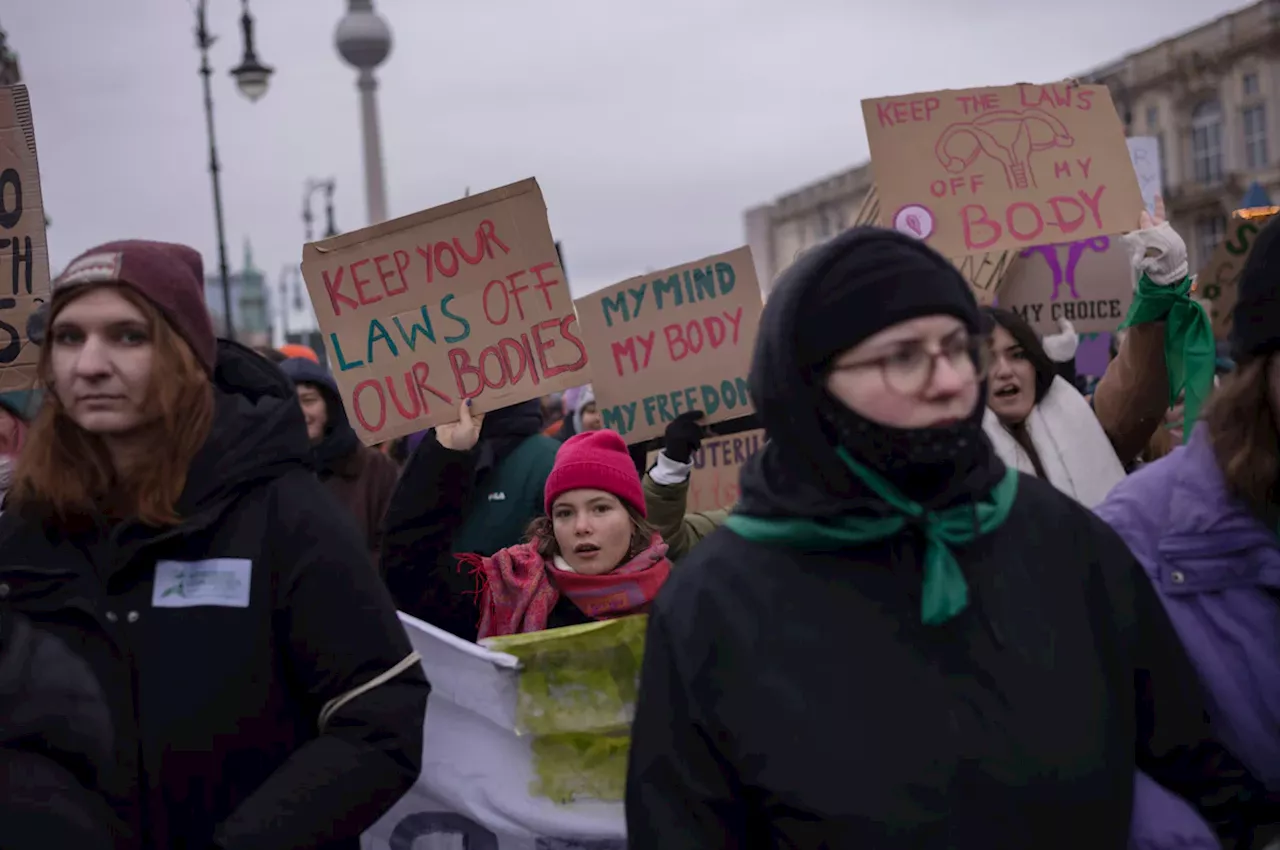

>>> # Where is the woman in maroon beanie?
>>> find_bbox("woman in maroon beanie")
[403,400,673,640]
[0,240,428,850]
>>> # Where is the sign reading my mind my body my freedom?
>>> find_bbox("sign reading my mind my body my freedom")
[301,179,586,444]
[862,82,1145,260]
[573,247,763,443]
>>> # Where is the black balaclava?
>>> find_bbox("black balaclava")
[738,227,1003,518]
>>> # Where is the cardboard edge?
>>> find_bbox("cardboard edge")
[858,80,1111,104]
[302,177,543,260]
[575,245,757,303]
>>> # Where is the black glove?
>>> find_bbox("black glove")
[663,410,705,464]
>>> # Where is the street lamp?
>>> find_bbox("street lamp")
[303,178,338,242]
[195,0,274,342]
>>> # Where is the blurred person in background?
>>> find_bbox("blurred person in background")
[1,240,428,850]
[280,357,400,569]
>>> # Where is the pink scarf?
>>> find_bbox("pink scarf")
[460,533,672,640]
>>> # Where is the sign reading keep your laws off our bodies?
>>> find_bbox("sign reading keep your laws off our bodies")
[301,179,587,444]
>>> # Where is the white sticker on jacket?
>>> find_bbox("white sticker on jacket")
[152,559,252,608]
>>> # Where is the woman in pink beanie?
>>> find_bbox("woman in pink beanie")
[435,401,673,639]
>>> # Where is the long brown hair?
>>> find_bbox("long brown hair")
[10,284,215,526]
[1205,356,1280,514]
[525,499,657,563]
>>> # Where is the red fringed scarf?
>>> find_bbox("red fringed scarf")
[459,533,672,640]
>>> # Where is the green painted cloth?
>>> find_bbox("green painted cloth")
[1117,273,1215,444]
[484,615,647,804]
[725,449,1018,626]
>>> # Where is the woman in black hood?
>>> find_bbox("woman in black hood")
[624,227,1265,848]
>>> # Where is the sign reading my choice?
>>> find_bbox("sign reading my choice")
[300,179,586,444]
[573,246,763,444]
[862,82,1144,259]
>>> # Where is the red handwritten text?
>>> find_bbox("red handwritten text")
[960,186,1107,251]
[448,314,588,400]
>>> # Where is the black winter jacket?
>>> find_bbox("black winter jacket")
[0,609,117,850]
[0,341,429,850]
[625,226,1266,849]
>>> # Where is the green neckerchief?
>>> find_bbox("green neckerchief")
[724,449,1019,626]
[1117,273,1215,445]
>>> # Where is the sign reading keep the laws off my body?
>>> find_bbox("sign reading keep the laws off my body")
[862,82,1144,259]
[301,179,586,444]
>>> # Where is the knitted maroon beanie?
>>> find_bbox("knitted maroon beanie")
[544,429,646,517]
[53,240,217,374]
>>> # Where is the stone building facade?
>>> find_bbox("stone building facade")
[745,1,1280,293]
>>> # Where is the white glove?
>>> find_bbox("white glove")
[1119,221,1189,287]
[1041,318,1079,363]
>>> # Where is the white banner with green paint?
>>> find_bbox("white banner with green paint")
[360,613,641,849]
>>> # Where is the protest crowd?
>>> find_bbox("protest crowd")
[2,71,1280,850]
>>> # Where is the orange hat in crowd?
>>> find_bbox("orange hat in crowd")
[278,344,320,363]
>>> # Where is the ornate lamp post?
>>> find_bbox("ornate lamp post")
[195,0,274,341]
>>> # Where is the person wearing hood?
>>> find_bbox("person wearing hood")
[387,402,673,640]
[1,609,118,850]
[279,356,399,567]
[984,198,1209,508]
[567,384,603,437]
[625,227,1263,848]
[1097,213,1280,850]
[0,240,429,850]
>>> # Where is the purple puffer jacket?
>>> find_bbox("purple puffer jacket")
[1097,426,1280,849]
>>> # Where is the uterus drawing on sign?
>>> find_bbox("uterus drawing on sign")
[935,109,1075,191]
[1021,236,1109,301]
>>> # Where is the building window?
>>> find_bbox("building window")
[1245,104,1269,168]
[1191,99,1225,184]
[1194,214,1227,269]
[1146,105,1159,131]
[1244,72,1260,97]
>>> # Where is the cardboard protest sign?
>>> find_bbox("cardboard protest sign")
[0,86,50,393]
[645,428,763,512]
[853,183,1012,305]
[862,82,1144,259]
[300,179,585,444]
[998,235,1134,334]
[573,247,762,443]
[1196,214,1275,339]
[1126,136,1162,216]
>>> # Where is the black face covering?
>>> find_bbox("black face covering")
[818,389,992,507]
[735,226,1008,520]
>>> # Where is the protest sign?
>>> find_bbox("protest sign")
[1196,214,1275,339]
[852,184,1011,305]
[997,235,1134,334]
[862,82,1144,259]
[573,247,762,443]
[645,428,764,512]
[1126,136,1163,216]
[0,85,50,393]
[301,179,585,445]
[361,614,633,849]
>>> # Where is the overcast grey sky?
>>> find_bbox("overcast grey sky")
[6,0,1245,302]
